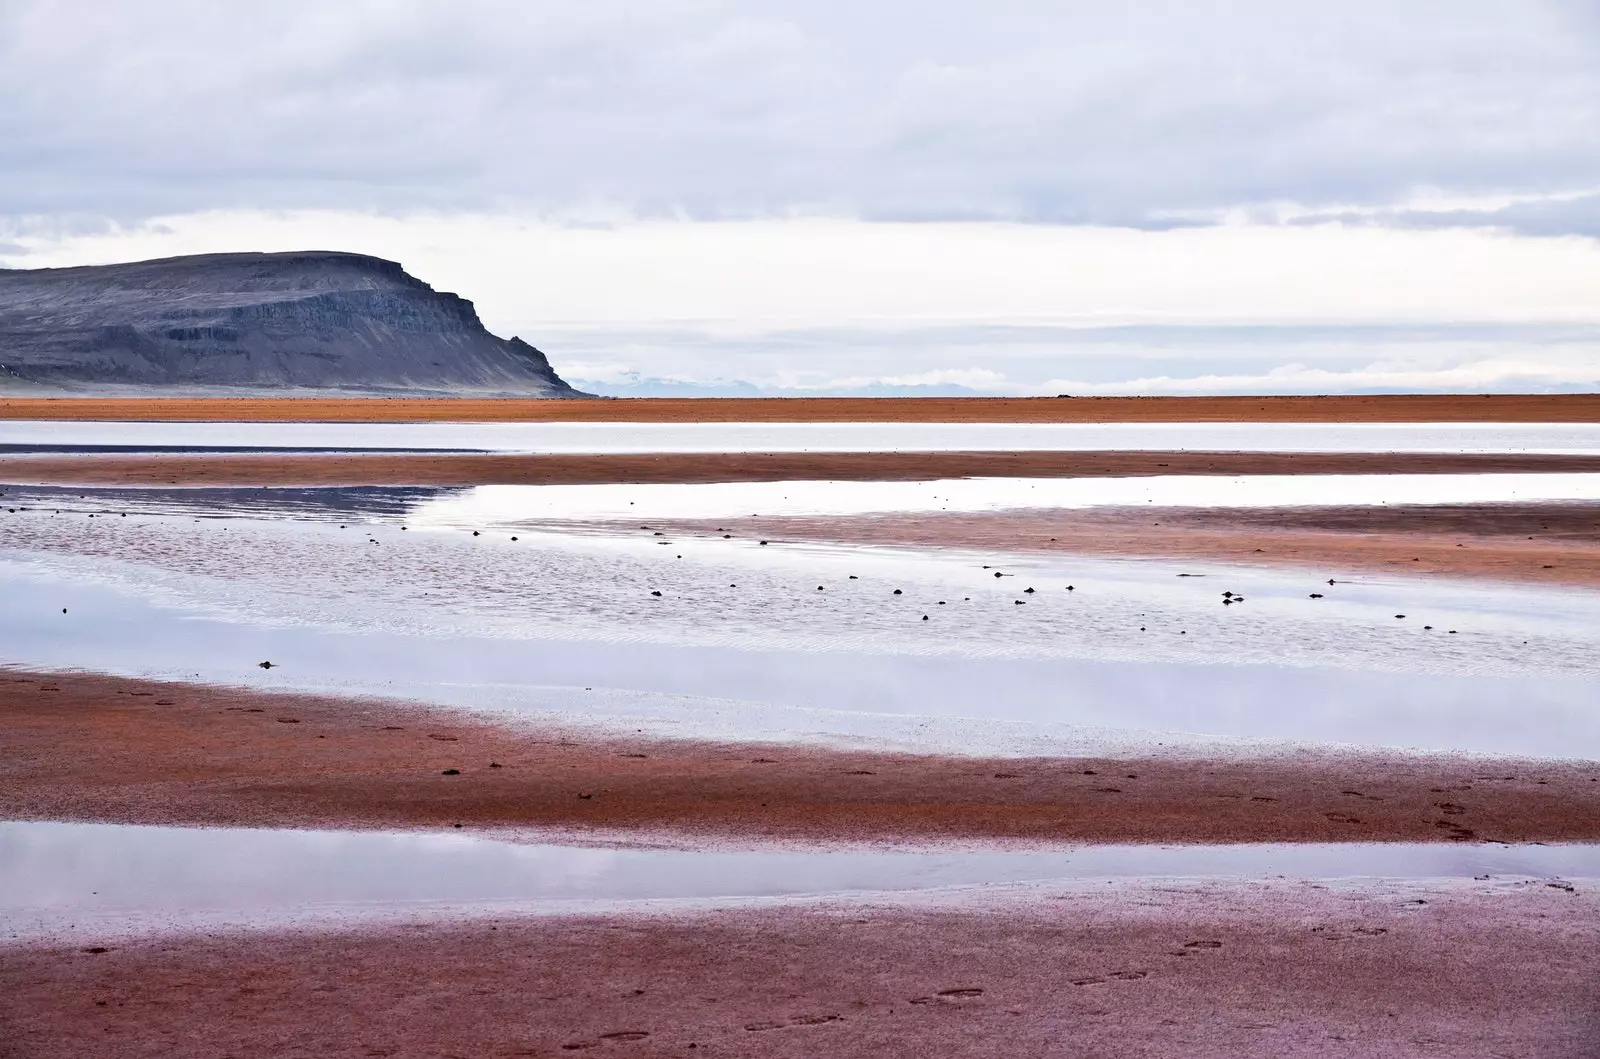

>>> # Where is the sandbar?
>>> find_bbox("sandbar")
[4,880,1597,1058]
[1,392,1598,422]
[6,669,1600,845]
[4,449,1600,487]
[655,501,1600,588]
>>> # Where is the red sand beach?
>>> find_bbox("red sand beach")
[5,881,1596,1059]
[5,393,1599,1058]
[7,669,1600,845]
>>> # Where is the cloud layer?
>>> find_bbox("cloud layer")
[5,1,1600,229]
[6,3,1599,395]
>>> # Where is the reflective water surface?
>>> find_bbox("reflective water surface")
[2,505,1598,756]
[399,474,1600,522]
[3,420,1599,454]
[3,820,1593,939]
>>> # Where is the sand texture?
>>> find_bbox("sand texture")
[2,392,1598,422]
[4,449,1600,487]
[658,501,1600,588]
[5,882,1598,1058]
[6,669,1600,845]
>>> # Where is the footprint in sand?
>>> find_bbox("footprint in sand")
[745,1014,842,1030]
[1313,926,1387,941]
[1077,970,1149,984]
[910,988,986,1004]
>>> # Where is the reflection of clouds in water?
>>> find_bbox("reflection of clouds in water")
[2,420,1600,455]
[404,474,1600,524]
[0,484,459,522]
[6,820,1599,940]
[2,510,1600,758]
[2,506,1597,680]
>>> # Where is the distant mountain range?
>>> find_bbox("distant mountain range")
[0,251,584,396]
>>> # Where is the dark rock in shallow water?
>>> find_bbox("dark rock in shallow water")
[0,251,585,395]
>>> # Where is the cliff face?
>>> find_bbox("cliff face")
[0,251,585,395]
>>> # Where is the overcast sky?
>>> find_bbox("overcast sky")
[4,1,1600,394]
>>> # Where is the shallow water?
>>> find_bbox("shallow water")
[3,490,1598,755]
[399,474,1600,522]
[2,820,1593,940]
[12,475,1600,526]
[3,420,1600,454]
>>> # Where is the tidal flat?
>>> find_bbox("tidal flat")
[3,406,1599,1057]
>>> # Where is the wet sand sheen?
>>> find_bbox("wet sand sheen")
[7,669,1600,844]
[655,502,1600,588]
[6,449,1600,486]
[5,882,1597,1059]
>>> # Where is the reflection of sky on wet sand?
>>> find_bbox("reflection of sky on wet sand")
[4,820,1595,939]
[2,482,1598,757]
[11,475,1600,523]
[397,474,1600,522]
[3,419,1600,454]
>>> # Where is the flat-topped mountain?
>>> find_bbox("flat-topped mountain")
[0,251,584,395]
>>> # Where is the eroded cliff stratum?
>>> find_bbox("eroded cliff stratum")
[0,251,584,395]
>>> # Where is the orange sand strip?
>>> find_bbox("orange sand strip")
[1,392,1598,422]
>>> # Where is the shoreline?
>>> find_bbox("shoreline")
[4,448,1600,487]
[654,502,1600,589]
[2,392,1598,422]
[7,669,1600,845]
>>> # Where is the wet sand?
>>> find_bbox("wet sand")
[2,392,1598,422]
[7,669,1600,845]
[5,449,1600,487]
[5,881,1597,1059]
[657,502,1600,588]
[6,450,1596,586]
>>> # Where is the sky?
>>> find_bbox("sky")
[3,0,1600,396]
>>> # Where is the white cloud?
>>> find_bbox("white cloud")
[12,210,1600,333]
[8,3,1600,394]
[9,209,1600,395]
[4,1,1600,228]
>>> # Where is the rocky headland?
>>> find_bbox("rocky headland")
[0,251,583,395]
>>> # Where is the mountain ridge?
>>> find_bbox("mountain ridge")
[0,251,585,396]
